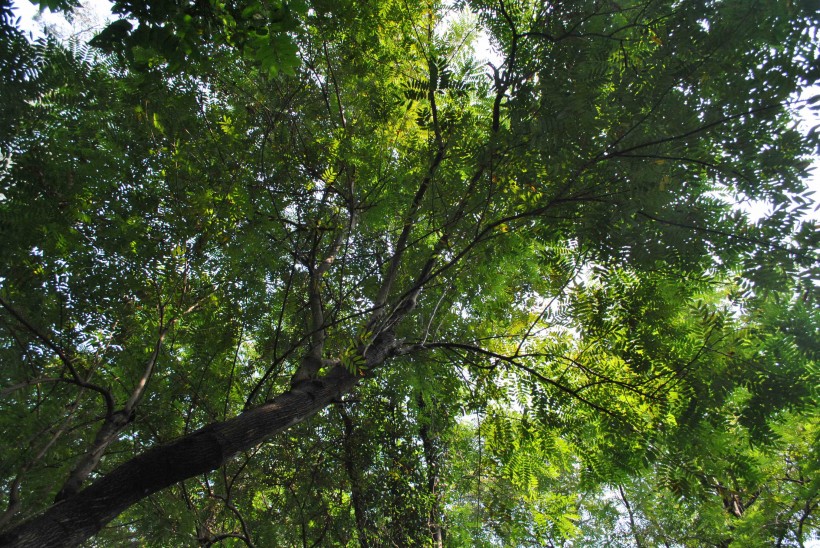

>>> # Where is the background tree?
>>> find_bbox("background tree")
[0,0,818,545]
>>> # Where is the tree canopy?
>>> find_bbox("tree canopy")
[0,0,818,545]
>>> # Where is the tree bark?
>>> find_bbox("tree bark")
[0,366,360,548]
[54,410,132,502]
[617,484,643,548]
[417,395,444,548]
[338,408,369,548]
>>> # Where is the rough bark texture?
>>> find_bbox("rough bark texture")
[339,408,369,548]
[0,366,360,548]
[54,410,132,502]
[417,395,444,548]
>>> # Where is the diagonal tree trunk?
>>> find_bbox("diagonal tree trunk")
[0,365,363,548]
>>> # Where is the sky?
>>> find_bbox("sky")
[10,0,111,41]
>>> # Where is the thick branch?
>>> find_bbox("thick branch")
[292,185,358,385]
[0,367,360,548]
[370,145,445,326]
[56,321,172,501]
[0,324,401,547]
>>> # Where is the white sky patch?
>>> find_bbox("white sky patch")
[11,0,111,41]
[796,85,820,220]
[738,85,820,224]
[438,3,502,67]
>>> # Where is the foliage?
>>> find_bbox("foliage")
[0,0,818,545]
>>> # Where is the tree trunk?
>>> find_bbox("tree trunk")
[617,484,642,548]
[0,366,359,548]
[338,408,369,548]
[417,395,444,548]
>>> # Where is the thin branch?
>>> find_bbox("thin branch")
[409,341,622,418]
[0,295,114,416]
[123,323,169,413]
[244,266,295,409]
[601,102,784,160]
[636,210,806,257]
[210,493,256,548]
[0,377,63,397]
[369,146,445,324]
[322,41,347,129]
[618,484,644,548]
[0,393,86,526]
[513,255,583,357]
